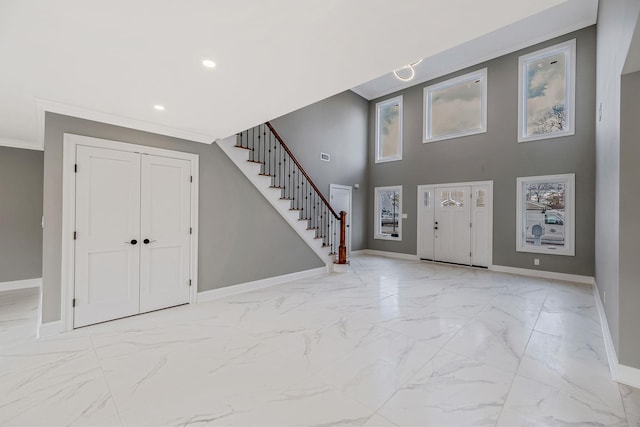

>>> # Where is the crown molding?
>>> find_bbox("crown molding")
[35,98,216,147]
[0,137,42,151]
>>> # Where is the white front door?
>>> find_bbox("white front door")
[329,184,352,255]
[74,146,141,328]
[434,186,471,265]
[139,155,192,313]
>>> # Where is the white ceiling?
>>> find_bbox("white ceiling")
[0,0,595,150]
[352,0,598,100]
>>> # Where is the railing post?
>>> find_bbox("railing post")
[337,211,347,264]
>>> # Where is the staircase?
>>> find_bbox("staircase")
[216,122,347,271]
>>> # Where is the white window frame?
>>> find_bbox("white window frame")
[375,96,403,163]
[516,173,575,256]
[518,39,576,143]
[374,185,402,241]
[423,68,487,143]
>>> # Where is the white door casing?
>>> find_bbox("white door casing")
[60,134,199,332]
[139,154,192,313]
[435,186,472,265]
[329,184,352,255]
[74,146,141,327]
[417,186,435,260]
[471,184,492,267]
[417,181,493,268]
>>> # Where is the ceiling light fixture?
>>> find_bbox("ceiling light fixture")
[154,105,165,111]
[392,59,423,82]
[202,59,216,68]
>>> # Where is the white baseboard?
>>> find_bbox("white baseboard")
[593,280,620,381]
[349,250,366,257]
[489,265,594,285]
[333,263,350,273]
[361,249,418,261]
[0,278,42,292]
[617,364,640,389]
[593,280,640,389]
[197,267,327,303]
[37,320,63,338]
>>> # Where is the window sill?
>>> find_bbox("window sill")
[374,235,402,241]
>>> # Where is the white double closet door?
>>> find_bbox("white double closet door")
[418,182,492,267]
[74,145,192,328]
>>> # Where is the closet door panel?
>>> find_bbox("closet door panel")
[74,146,141,327]
[139,155,191,313]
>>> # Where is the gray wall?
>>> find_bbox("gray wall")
[595,0,640,361]
[619,70,640,368]
[270,91,369,251]
[0,147,43,282]
[42,113,324,323]
[367,27,596,276]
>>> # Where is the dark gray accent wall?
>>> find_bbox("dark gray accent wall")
[42,113,324,322]
[367,26,596,276]
[595,0,640,362]
[619,70,640,368]
[0,147,43,282]
[270,91,369,251]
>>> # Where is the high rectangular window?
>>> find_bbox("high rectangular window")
[518,39,576,142]
[375,96,403,163]
[374,186,402,240]
[423,69,487,143]
[516,174,575,256]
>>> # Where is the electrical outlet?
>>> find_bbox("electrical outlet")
[534,258,540,266]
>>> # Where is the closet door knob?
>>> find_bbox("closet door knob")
[128,239,138,245]
[143,239,156,244]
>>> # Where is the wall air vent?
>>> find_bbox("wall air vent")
[320,152,330,162]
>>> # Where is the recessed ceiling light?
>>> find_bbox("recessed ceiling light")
[202,59,216,68]
[154,105,165,111]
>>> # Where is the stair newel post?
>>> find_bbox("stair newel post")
[337,211,347,264]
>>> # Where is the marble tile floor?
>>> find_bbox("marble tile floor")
[1,255,638,426]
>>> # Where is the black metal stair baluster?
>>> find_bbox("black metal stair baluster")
[332,217,336,254]
[270,131,274,181]
[288,157,291,201]
[263,126,271,175]
[253,126,257,163]
[334,217,337,254]
[261,124,265,174]
[301,179,306,221]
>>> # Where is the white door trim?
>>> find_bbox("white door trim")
[417,180,493,267]
[329,184,353,255]
[59,133,199,332]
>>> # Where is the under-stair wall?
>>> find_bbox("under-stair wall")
[217,125,341,269]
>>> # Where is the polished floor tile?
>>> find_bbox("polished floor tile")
[621,384,640,422]
[518,330,624,414]
[497,375,627,426]
[0,256,634,426]
[378,349,514,427]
